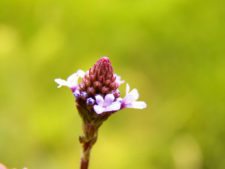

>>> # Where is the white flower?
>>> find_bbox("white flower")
[115,74,125,85]
[54,70,85,89]
[122,84,147,109]
[94,94,121,114]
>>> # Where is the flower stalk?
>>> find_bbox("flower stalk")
[55,57,147,169]
[79,123,98,169]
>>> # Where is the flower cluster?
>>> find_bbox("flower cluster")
[55,57,146,121]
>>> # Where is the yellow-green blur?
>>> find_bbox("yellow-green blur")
[0,0,224,169]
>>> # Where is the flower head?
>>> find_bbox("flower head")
[55,57,147,122]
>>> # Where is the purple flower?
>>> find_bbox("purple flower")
[55,57,147,117]
[94,94,121,114]
[55,57,148,169]
[122,84,147,109]
[55,70,85,91]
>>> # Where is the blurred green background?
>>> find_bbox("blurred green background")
[0,0,225,168]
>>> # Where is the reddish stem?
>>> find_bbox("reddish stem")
[80,157,89,169]
[80,123,98,169]
[80,142,91,169]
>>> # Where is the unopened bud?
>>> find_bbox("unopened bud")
[86,98,95,105]
[79,57,119,96]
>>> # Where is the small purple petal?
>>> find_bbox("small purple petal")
[129,89,139,100]
[124,89,139,104]
[71,87,76,92]
[126,101,147,109]
[94,105,105,114]
[73,90,80,98]
[104,94,115,107]
[95,95,104,106]
[105,101,121,112]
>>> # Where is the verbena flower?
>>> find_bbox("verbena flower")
[121,84,147,109]
[55,57,147,117]
[55,70,85,91]
[94,94,121,114]
[55,56,147,169]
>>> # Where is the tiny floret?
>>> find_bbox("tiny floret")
[94,94,121,114]
[55,70,85,91]
[122,84,147,109]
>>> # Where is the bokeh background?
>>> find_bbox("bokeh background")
[0,0,225,169]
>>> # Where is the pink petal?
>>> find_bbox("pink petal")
[105,101,121,112]
[104,94,115,106]
[129,89,139,100]
[67,73,80,87]
[94,105,105,114]
[95,95,104,106]
[126,101,147,109]
[124,89,139,104]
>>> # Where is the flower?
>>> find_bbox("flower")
[94,94,121,114]
[122,84,147,109]
[55,57,147,119]
[55,57,148,169]
[55,69,85,91]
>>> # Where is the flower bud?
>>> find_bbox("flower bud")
[86,98,95,105]
[79,57,119,97]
